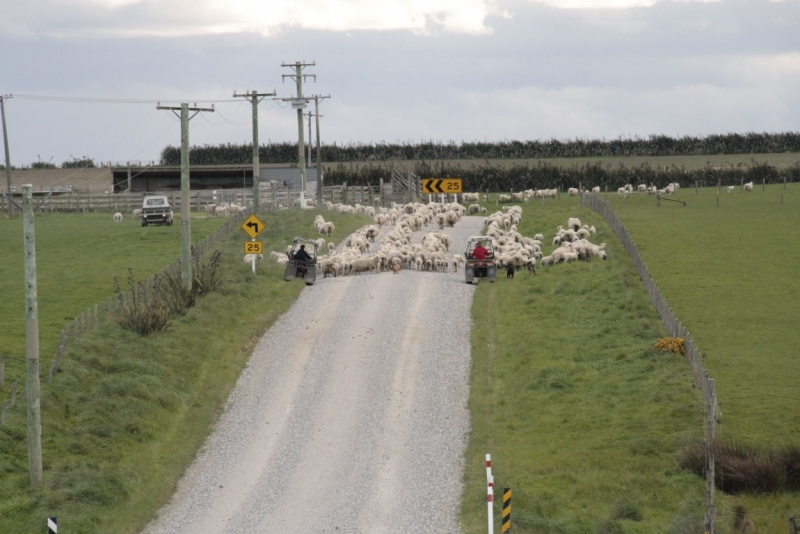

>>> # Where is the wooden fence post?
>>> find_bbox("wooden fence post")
[0,354,4,390]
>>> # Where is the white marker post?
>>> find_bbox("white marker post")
[488,476,494,534]
[251,238,256,274]
[486,454,494,534]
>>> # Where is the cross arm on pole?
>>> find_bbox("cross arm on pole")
[233,90,277,104]
[156,103,215,120]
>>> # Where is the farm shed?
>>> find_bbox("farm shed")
[112,165,319,193]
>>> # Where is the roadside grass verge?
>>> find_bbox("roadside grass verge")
[606,184,800,531]
[461,198,707,533]
[0,213,226,384]
[0,209,370,533]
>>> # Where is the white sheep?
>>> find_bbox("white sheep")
[744,182,753,192]
[243,253,263,262]
[727,186,734,193]
[113,212,123,222]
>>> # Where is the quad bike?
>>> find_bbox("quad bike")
[284,237,318,286]
[464,236,497,284]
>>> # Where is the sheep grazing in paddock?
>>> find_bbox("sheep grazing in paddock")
[567,217,581,231]
[744,181,753,192]
[498,194,512,203]
[480,207,487,214]
[315,238,326,251]
[113,212,123,222]
[205,203,217,217]
[327,242,335,253]
[592,186,600,195]
[132,208,142,218]
[568,187,579,197]
[727,186,735,193]
[243,253,263,262]
[637,184,647,192]
[323,222,335,236]
[541,255,554,266]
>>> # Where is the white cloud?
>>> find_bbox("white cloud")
[525,0,720,8]
[3,0,502,38]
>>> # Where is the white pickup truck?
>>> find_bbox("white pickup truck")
[139,196,174,227]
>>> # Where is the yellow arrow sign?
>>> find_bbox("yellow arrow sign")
[241,214,265,239]
[422,178,462,194]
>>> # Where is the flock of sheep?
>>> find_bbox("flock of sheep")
[268,201,470,277]
[259,198,609,278]
[482,207,607,271]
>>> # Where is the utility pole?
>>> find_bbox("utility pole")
[157,103,215,293]
[1,95,13,216]
[305,111,313,167]
[310,95,330,205]
[281,61,316,208]
[22,184,42,486]
[233,89,276,214]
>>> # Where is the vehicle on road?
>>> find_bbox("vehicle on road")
[284,237,318,286]
[140,195,174,227]
[464,236,496,284]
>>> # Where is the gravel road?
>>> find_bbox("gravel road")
[144,215,485,534]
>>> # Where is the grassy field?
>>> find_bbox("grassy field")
[460,198,708,534]
[605,184,800,530]
[322,152,800,173]
[0,212,226,388]
[0,209,371,533]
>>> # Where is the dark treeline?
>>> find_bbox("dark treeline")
[160,132,800,165]
[322,160,800,192]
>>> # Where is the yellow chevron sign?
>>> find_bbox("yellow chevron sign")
[422,178,462,194]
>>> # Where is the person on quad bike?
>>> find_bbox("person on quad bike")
[470,242,488,260]
[293,244,313,263]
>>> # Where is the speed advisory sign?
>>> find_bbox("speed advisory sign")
[422,178,462,194]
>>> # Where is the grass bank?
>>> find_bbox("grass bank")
[461,197,707,533]
[606,184,800,530]
[0,209,370,533]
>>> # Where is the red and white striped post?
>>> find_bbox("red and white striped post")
[486,454,494,534]
[487,475,494,534]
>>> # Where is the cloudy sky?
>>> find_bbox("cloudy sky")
[0,0,798,166]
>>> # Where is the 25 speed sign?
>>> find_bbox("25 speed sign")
[244,241,263,254]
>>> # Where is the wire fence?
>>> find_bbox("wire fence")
[580,192,720,529]
[0,210,249,427]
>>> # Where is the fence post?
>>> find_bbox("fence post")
[0,354,3,390]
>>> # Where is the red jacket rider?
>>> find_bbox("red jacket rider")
[471,244,488,260]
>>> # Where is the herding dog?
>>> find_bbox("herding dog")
[392,264,401,274]
[506,265,515,278]
[527,261,537,276]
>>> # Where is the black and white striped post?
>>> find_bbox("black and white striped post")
[47,516,57,533]
[502,488,511,533]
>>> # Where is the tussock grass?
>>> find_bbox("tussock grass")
[462,196,705,533]
[0,209,370,533]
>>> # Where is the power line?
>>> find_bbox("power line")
[9,94,241,104]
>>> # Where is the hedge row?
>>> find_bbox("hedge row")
[160,132,800,165]
[321,160,800,191]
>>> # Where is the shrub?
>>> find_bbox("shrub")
[112,251,223,336]
[678,439,796,494]
[112,269,173,336]
[654,337,686,355]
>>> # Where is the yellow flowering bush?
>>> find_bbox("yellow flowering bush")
[654,337,686,355]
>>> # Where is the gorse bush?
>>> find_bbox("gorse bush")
[160,132,800,165]
[678,439,800,494]
[654,337,686,355]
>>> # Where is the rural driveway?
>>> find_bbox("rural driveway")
[145,215,485,534]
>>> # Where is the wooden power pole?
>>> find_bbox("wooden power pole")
[157,103,215,292]
[233,89,275,214]
[22,184,43,486]
[1,95,13,216]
